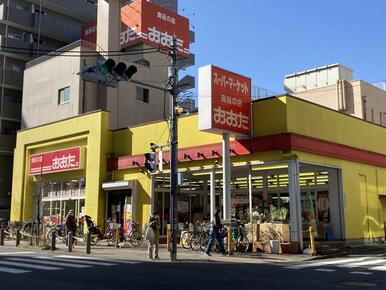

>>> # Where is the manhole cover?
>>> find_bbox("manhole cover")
[341,282,378,287]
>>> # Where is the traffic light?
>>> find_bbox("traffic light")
[144,151,157,173]
[124,65,138,80]
[79,58,137,88]
[98,59,116,74]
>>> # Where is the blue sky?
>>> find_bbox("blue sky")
[178,0,386,94]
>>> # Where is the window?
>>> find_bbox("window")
[58,86,70,105]
[136,87,149,103]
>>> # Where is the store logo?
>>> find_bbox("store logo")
[51,154,78,170]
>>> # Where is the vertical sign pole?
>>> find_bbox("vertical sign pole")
[222,132,231,221]
[169,36,178,262]
[248,167,253,223]
[210,169,216,220]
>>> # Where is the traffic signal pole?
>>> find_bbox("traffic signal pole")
[169,36,178,262]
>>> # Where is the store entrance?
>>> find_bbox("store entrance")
[106,190,132,234]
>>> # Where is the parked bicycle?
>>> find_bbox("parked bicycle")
[200,220,250,253]
[123,221,143,247]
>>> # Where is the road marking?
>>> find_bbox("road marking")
[0,260,61,270]
[286,257,368,269]
[37,257,117,266]
[0,251,35,256]
[55,255,138,265]
[369,266,386,271]
[0,266,30,274]
[6,258,90,268]
[349,271,373,275]
[342,259,386,268]
[314,268,336,272]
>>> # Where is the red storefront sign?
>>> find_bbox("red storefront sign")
[198,65,252,136]
[30,147,83,176]
[81,0,190,57]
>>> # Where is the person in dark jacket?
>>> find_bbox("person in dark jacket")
[65,210,77,245]
[204,209,226,256]
[148,210,161,260]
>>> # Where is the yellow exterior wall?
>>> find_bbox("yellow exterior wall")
[11,111,111,226]
[285,96,386,155]
[11,95,386,241]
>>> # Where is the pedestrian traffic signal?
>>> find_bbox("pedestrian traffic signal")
[144,151,157,173]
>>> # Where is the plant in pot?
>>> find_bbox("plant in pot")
[278,207,288,223]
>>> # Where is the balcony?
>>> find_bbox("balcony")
[0,68,23,89]
[0,35,32,55]
[0,4,34,28]
[1,100,21,119]
[41,0,96,22]
[33,12,81,43]
[0,134,16,152]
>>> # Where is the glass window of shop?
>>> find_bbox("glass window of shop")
[153,165,341,241]
[40,177,86,224]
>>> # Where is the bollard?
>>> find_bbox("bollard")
[115,227,120,248]
[0,228,4,246]
[16,229,20,247]
[67,232,73,252]
[384,221,386,241]
[51,231,56,251]
[309,226,316,256]
[166,224,171,252]
[86,232,91,254]
[227,226,233,255]
[29,233,33,246]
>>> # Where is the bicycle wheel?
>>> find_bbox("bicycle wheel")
[200,234,215,253]
[105,230,115,246]
[190,233,203,251]
[181,231,192,250]
[129,230,143,247]
[236,235,250,253]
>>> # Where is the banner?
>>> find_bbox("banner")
[30,147,84,175]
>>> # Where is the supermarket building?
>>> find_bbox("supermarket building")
[10,95,386,246]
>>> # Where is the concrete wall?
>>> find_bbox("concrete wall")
[292,79,386,127]
[22,43,171,130]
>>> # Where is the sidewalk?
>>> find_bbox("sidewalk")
[0,239,319,264]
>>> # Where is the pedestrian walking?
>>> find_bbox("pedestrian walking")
[204,209,226,256]
[148,210,160,260]
[65,209,77,245]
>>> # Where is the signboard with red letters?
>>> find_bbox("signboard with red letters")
[198,65,252,136]
[30,147,84,176]
[81,0,190,57]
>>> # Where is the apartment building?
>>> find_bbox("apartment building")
[284,63,386,126]
[21,0,194,130]
[0,0,96,219]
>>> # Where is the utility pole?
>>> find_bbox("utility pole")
[169,36,178,261]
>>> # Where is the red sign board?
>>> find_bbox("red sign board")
[198,65,252,136]
[81,0,190,57]
[30,147,83,176]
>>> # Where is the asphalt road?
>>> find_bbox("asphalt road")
[0,249,385,290]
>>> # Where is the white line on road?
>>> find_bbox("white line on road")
[55,255,139,265]
[341,259,386,268]
[0,260,61,270]
[369,266,386,271]
[52,256,117,266]
[0,266,30,274]
[349,271,373,275]
[6,258,91,268]
[0,252,35,256]
[314,268,336,272]
[285,257,368,269]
